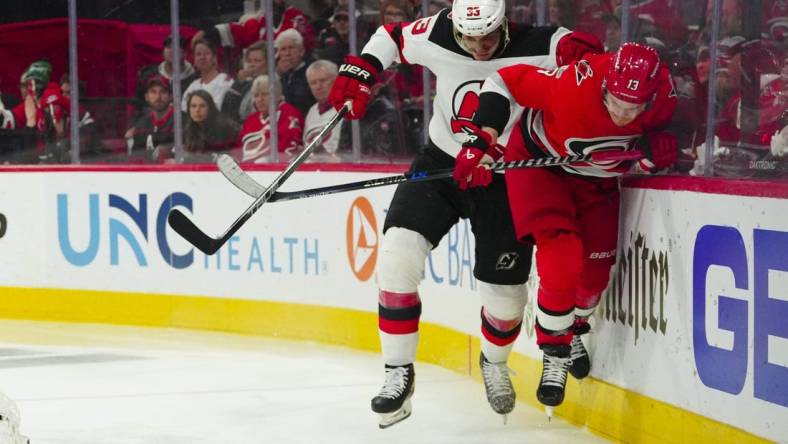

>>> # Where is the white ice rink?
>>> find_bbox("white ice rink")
[0,320,608,444]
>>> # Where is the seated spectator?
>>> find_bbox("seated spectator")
[181,38,234,113]
[1,60,52,131]
[239,74,304,163]
[304,60,344,157]
[314,7,351,67]
[181,90,239,162]
[305,60,404,161]
[223,40,268,123]
[124,75,175,162]
[603,14,622,51]
[276,29,315,117]
[199,0,316,54]
[136,36,198,110]
[575,0,614,42]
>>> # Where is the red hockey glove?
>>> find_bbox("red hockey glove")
[328,55,379,120]
[556,31,603,66]
[452,123,504,190]
[637,131,678,173]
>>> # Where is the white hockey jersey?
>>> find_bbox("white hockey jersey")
[362,9,572,158]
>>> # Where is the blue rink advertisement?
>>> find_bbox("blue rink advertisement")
[592,185,788,441]
[0,170,785,441]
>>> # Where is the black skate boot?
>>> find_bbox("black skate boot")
[568,320,591,380]
[536,344,571,420]
[479,353,516,423]
[371,364,415,429]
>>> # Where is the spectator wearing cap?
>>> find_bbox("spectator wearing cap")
[181,38,235,113]
[124,75,176,162]
[135,36,198,113]
[238,74,304,163]
[276,29,315,117]
[222,40,268,123]
[314,7,352,67]
[1,60,53,131]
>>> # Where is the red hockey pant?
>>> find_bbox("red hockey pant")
[504,163,619,346]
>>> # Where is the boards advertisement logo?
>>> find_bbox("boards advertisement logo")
[0,211,6,239]
[346,197,378,282]
[598,231,669,345]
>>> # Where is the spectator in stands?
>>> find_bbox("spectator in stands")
[315,7,352,67]
[181,90,239,162]
[0,60,52,131]
[239,74,304,163]
[181,38,234,113]
[603,14,622,51]
[304,60,344,158]
[124,75,175,162]
[575,0,614,42]
[136,36,198,110]
[197,0,316,54]
[428,0,449,17]
[223,40,268,123]
[276,29,315,117]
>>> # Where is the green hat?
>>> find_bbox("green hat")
[22,60,52,85]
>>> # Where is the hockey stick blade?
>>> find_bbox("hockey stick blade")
[168,102,350,254]
[219,150,643,201]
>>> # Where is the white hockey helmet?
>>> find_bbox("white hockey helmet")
[451,0,506,37]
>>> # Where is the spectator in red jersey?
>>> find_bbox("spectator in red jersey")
[238,74,304,163]
[574,0,613,43]
[181,90,239,162]
[181,39,235,114]
[195,0,316,54]
[124,75,175,162]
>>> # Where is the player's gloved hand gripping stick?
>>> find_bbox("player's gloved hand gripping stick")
[218,150,644,202]
[167,102,351,255]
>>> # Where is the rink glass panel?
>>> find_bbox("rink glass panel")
[0,0,785,179]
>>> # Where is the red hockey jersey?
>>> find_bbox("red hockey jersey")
[482,52,677,177]
[216,7,316,52]
[239,101,303,163]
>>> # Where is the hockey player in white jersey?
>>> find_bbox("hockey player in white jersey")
[328,0,601,428]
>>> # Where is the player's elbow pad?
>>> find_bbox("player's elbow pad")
[473,92,510,136]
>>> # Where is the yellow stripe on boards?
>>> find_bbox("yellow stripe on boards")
[0,287,769,444]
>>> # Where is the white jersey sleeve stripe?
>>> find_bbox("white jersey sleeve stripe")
[481,72,515,104]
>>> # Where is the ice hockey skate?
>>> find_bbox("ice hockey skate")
[371,364,415,429]
[479,352,516,424]
[568,321,591,380]
[536,344,571,420]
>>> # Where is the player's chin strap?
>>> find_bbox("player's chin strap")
[453,19,511,59]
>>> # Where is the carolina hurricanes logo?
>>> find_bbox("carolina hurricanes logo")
[346,197,378,282]
[565,136,637,157]
[575,60,593,85]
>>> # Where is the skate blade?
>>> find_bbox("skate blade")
[378,399,412,429]
[545,406,554,422]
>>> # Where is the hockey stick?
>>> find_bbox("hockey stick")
[217,150,643,202]
[167,102,350,255]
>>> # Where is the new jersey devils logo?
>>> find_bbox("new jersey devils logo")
[450,80,482,141]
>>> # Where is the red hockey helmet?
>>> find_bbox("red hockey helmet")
[605,42,661,104]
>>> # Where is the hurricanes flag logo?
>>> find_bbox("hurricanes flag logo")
[346,197,378,281]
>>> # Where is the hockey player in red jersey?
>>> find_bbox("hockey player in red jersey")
[455,42,678,416]
[328,0,602,428]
